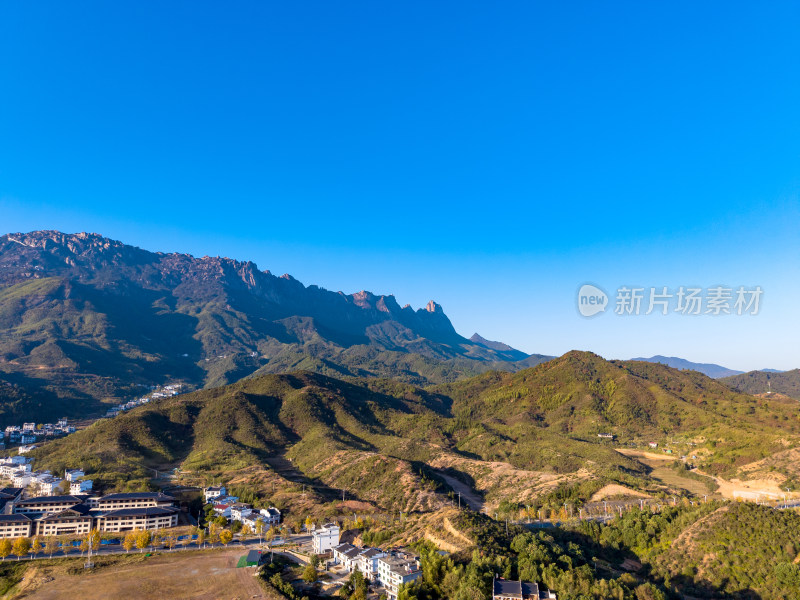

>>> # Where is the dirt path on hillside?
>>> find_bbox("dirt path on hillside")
[435,471,484,511]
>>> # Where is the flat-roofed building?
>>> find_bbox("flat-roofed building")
[377,555,422,600]
[312,523,340,554]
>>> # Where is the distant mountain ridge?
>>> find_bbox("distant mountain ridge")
[0,230,541,422]
[630,355,744,379]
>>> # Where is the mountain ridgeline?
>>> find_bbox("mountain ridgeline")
[0,230,549,422]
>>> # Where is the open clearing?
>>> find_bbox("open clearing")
[15,548,266,600]
[615,449,714,496]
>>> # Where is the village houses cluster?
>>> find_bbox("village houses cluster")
[104,383,184,418]
[205,486,281,531]
[311,522,424,600]
[0,455,92,497]
[1,417,75,452]
[313,522,557,600]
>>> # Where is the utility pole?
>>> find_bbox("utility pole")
[457,492,461,510]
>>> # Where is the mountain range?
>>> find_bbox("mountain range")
[630,355,745,378]
[0,230,551,423]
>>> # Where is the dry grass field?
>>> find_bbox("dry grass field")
[9,548,268,600]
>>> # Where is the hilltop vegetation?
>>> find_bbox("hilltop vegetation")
[408,501,800,600]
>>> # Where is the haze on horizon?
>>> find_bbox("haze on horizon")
[1,2,798,371]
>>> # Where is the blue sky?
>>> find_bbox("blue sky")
[1,2,799,370]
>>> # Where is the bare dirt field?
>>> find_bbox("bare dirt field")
[15,548,267,600]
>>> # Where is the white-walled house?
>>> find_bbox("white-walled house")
[204,486,227,503]
[358,548,387,578]
[312,523,340,554]
[70,479,93,494]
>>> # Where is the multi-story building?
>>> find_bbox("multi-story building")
[0,492,181,538]
[95,506,179,532]
[203,486,226,503]
[377,555,422,600]
[35,504,94,536]
[70,480,93,494]
[95,492,175,511]
[14,495,89,515]
[312,523,340,554]
[0,514,33,538]
[358,547,387,578]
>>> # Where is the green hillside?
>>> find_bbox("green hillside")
[28,352,800,518]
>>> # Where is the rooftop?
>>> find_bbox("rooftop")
[17,495,85,505]
[99,492,176,501]
[100,506,179,518]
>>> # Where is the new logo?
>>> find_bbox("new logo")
[577,284,608,317]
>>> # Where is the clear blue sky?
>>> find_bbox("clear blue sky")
[1,2,799,370]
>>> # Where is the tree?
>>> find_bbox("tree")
[241,523,252,539]
[45,536,59,558]
[264,524,275,546]
[31,537,43,558]
[123,531,136,553]
[135,530,151,553]
[89,529,101,552]
[0,539,11,561]
[310,554,321,569]
[219,529,233,547]
[213,515,228,527]
[79,539,89,557]
[302,563,318,583]
[208,523,220,547]
[12,537,30,561]
[304,516,314,531]
[164,534,177,551]
[197,529,206,549]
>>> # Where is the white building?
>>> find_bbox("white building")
[203,486,226,503]
[312,523,340,554]
[70,480,93,494]
[65,469,85,481]
[12,472,31,488]
[378,555,422,600]
[259,507,281,525]
[358,548,387,578]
